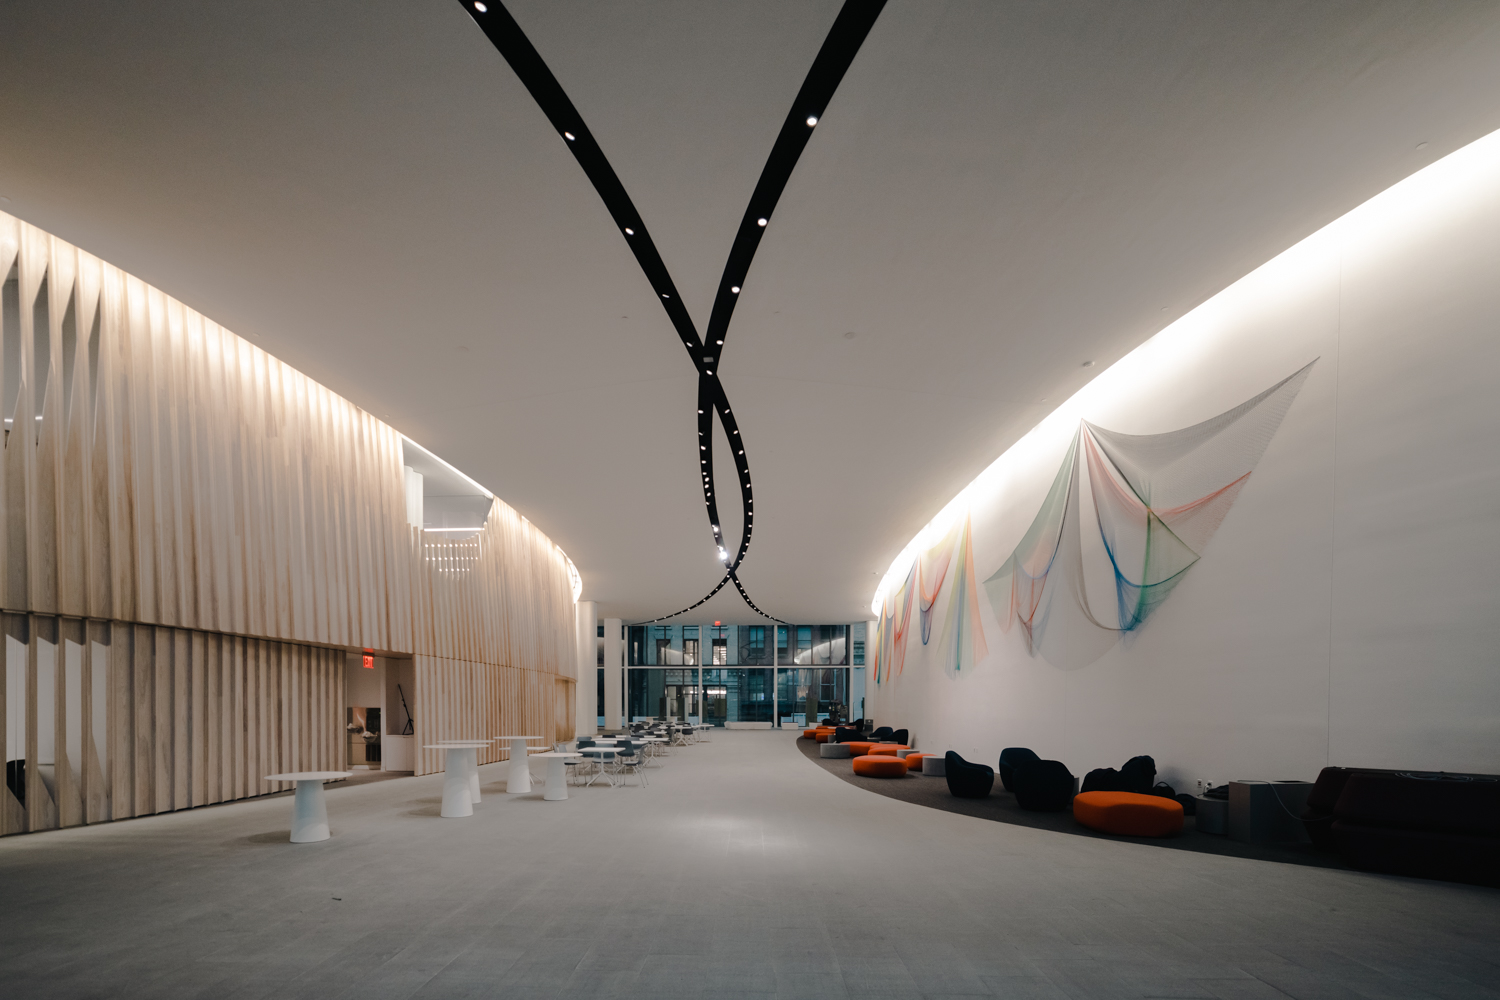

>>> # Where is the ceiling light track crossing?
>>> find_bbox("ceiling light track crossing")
[460,0,884,623]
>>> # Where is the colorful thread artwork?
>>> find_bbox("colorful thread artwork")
[984,361,1315,654]
[875,514,987,683]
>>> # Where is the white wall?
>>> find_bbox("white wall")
[869,128,1500,789]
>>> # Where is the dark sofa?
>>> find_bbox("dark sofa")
[1303,766,1500,884]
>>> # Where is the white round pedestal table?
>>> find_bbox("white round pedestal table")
[532,751,582,800]
[494,736,545,793]
[424,742,491,817]
[264,771,352,843]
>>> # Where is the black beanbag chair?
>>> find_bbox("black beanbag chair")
[1081,767,1124,793]
[944,752,994,799]
[998,747,1040,793]
[1013,759,1075,811]
[1120,755,1156,794]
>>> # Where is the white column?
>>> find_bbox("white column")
[771,627,779,727]
[575,601,597,737]
[603,618,623,731]
[697,623,706,726]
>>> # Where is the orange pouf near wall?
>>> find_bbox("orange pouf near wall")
[815,732,835,743]
[845,741,877,756]
[903,753,932,771]
[1073,791,1184,837]
[867,744,910,756]
[852,755,909,778]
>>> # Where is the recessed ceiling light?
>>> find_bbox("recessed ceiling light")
[563,131,575,140]
[716,340,723,345]
[624,227,634,235]
[756,218,767,227]
[730,286,740,294]
[806,116,818,126]
[474,1,487,10]
[662,293,670,299]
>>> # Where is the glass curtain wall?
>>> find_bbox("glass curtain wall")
[627,668,699,722]
[776,625,849,725]
[775,668,848,727]
[611,622,854,727]
[703,667,773,725]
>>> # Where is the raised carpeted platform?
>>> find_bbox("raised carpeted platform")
[797,735,1348,871]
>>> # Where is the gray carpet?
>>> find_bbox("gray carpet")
[2,729,1497,1000]
[796,738,1349,872]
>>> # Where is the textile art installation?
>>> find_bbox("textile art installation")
[984,361,1315,657]
[875,514,988,683]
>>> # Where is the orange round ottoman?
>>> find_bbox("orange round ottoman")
[852,755,908,778]
[903,753,932,771]
[867,744,910,756]
[1073,791,1184,837]
[815,731,836,743]
[845,741,877,756]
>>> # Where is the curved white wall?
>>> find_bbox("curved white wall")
[869,128,1500,788]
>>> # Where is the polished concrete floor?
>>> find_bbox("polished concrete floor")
[1,730,1497,1000]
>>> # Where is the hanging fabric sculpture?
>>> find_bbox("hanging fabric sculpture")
[875,514,988,683]
[984,360,1315,655]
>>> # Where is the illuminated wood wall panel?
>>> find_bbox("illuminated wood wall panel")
[0,211,411,648]
[408,503,578,774]
[0,612,342,837]
[0,210,580,824]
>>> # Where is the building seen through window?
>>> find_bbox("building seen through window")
[607,622,866,725]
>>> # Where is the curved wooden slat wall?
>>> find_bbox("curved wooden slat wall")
[0,211,578,832]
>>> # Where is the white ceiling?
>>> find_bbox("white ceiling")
[3,1,1500,623]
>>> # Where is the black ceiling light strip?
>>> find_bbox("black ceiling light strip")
[459,0,884,624]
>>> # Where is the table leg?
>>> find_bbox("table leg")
[507,738,532,793]
[441,748,474,818]
[290,779,331,843]
[544,756,568,801]
[468,747,482,804]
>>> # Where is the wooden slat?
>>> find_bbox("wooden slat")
[0,209,579,830]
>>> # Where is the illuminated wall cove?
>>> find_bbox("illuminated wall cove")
[869,129,1500,782]
[0,211,578,835]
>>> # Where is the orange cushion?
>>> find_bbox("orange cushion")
[1073,791,1184,837]
[903,753,931,771]
[844,741,877,756]
[802,728,823,739]
[867,744,910,756]
[815,732,832,743]
[852,755,908,778]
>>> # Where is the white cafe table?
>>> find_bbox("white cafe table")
[532,751,582,800]
[264,771,352,843]
[494,735,546,793]
[424,741,492,817]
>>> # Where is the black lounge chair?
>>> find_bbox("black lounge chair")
[944,751,994,799]
[888,729,909,746]
[1013,759,1075,811]
[869,726,895,742]
[999,747,1040,792]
